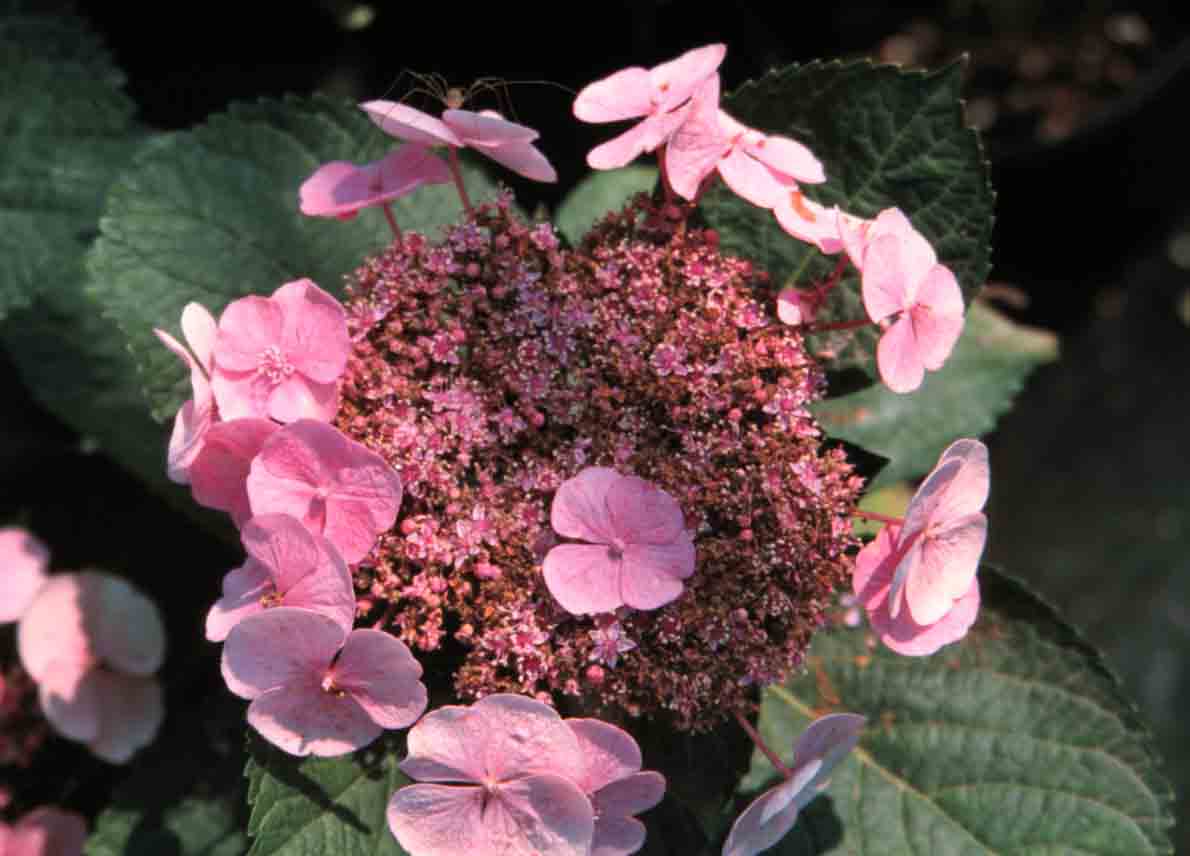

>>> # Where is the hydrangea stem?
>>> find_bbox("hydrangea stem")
[446,147,474,216]
[382,203,403,240]
[734,710,793,779]
[852,509,903,526]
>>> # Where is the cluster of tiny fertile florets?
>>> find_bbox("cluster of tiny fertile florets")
[337,192,863,731]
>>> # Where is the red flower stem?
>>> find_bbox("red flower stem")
[382,203,403,240]
[852,509,903,526]
[734,710,794,779]
[804,318,876,333]
[447,147,474,216]
[819,258,848,295]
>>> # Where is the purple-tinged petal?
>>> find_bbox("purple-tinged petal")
[474,139,557,182]
[619,538,695,610]
[591,815,647,856]
[592,771,666,820]
[472,694,586,784]
[332,628,427,729]
[85,572,165,676]
[543,543,624,615]
[248,682,381,757]
[400,704,488,783]
[87,670,164,763]
[387,784,491,856]
[483,773,595,856]
[221,607,344,700]
[551,467,620,544]
[605,476,685,545]
[566,718,641,793]
[38,663,102,743]
[906,512,986,625]
[361,100,462,147]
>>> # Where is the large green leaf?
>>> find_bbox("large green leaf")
[812,301,1058,487]
[738,570,1174,855]
[702,59,993,384]
[0,4,136,319]
[245,739,409,856]
[554,165,658,245]
[87,95,501,421]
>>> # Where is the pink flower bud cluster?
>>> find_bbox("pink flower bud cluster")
[336,192,862,731]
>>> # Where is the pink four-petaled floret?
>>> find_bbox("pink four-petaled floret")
[722,713,865,856]
[221,606,426,757]
[299,144,451,220]
[543,467,695,615]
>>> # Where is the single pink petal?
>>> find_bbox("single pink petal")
[205,559,270,642]
[837,209,874,269]
[619,538,695,610]
[649,43,727,113]
[900,439,990,542]
[606,475,685,545]
[875,209,937,294]
[220,607,344,700]
[744,135,825,185]
[10,807,87,856]
[481,774,595,856]
[300,161,360,216]
[332,628,427,729]
[544,543,624,615]
[573,67,654,122]
[190,418,279,525]
[789,713,866,794]
[84,572,166,676]
[267,375,340,424]
[165,396,214,485]
[665,76,726,199]
[566,718,641,793]
[911,265,965,370]
[442,109,539,145]
[592,771,666,819]
[591,815,647,856]
[17,575,91,683]
[774,193,843,254]
[0,527,49,623]
[387,784,491,856]
[361,100,462,147]
[37,663,102,743]
[876,315,926,394]
[273,279,350,385]
[248,682,382,757]
[87,670,164,763]
[587,117,677,171]
[473,694,587,784]
[242,513,320,590]
[300,147,451,218]
[905,512,986,625]
[717,148,786,209]
[400,705,489,783]
[181,302,217,371]
[472,139,558,182]
[551,467,621,544]
[214,295,284,373]
[861,234,911,323]
[210,369,276,423]
[721,777,806,856]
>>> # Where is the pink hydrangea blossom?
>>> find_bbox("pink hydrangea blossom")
[189,418,279,525]
[211,279,350,423]
[543,467,695,615]
[0,527,50,624]
[0,806,87,856]
[221,607,426,756]
[723,713,865,856]
[206,514,355,642]
[386,693,595,856]
[361,102,556,182]
[246,420,403,564]
[154,302,218,483]
[573,43,726,170]
[841,208,965,393]
[17,572,165,763]
[666,73,825,205]
[566,718,665,856]
[299,144,451,219]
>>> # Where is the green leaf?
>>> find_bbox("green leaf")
[0,4,137,319]
[702,59,993,384]
[812,301,1058,487]
[555,165,657,245]
[739,569,1174,855]
[245,739,410,856]
[87,95,501,421]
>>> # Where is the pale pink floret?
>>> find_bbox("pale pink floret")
[17,572,165,763]
[211,279,350,423]
[0,527,50,624]
[189,418,279,525]
[154,302,218,483]
[574,43,726,170]
[387,694,595,856]
[0,806,87,856]
[299,144,451,219]
[543,467,695,615]
[666,74,825,206]
[723,713,865,856]
[361,102,557,182]
[566,718,665,856]
[222,607,426,757]
[246,420,403,564]
[206,514,355,642]
[843,208,965,393]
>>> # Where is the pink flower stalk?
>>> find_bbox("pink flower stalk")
[221,607,425,756]
[246,420,404,564]
[543,467,696,615]
[386,694,595,856]
[566,718,665,856]
[361,101,557,182]
[0,806,87,856]
[573,43,726,170]
[206,514,355,642]
[0,527,50,624]
[723,713,865,856]
[154,302,218,483]
[17,572,165,763]
[853,439,989,655]
[189,418,279,525]
[666,73,825,205]
[211,278,350,423]
[841,208,965,393]
[299,144,451,220]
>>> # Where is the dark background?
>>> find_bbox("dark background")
[3,0,1189,849]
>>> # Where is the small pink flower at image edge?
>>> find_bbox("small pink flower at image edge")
[543,467,696,615]
[221,606,426,757]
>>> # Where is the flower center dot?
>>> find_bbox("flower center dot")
[257,345,296,386]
